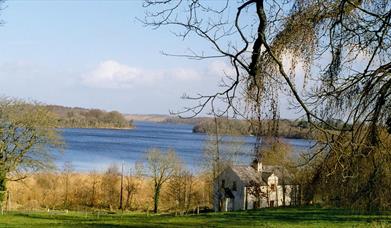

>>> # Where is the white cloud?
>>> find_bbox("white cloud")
[208,60,236,77]
[82,60,203,89]
[168,68,201,81]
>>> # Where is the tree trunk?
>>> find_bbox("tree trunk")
[0,170,6,204]
[213,116,220,179]
[282,181,286,207]
[125,190,131,210]
[90,182,96,207]
[119,162,124,210]
[153,185,161,213]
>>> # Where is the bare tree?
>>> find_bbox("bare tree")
[142,0,391,210]
[0,98,62,204]
[202,117,245,177]
[101,164,120,210]
[89,170,100,207]
[62,161,74,209]
[146,148,179,213]
[124,162,143,210]
[202,116,245,208]
[119,162,124,210]
[0,0,5,25]
[166,166,194,215]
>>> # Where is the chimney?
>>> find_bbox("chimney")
[251,159,263,172]
[257,161,262,172]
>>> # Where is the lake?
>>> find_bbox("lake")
[54,121,314,172]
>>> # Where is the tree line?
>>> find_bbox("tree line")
[46,105,133,129]
[7,149,210,214]
[193,118,314,139]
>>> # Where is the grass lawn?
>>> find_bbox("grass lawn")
[0,207,390,227]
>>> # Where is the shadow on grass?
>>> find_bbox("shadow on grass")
[8,212,204,227]
[198,207,391,225]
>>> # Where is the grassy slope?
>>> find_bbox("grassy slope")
[0,208,390,228]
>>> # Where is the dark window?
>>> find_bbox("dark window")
[232,181,237,191]
[271,184,276,191]
[270,200,275,207]
[222,179,225,188]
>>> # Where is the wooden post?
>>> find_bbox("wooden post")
[119,161,124,211]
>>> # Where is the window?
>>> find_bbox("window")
[232,181,237,191]
[270,184,276,191]
[270,200,275,207]
[222,179,225,188]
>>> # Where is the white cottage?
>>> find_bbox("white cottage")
[213,161,299,211]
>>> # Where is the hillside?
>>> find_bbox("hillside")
[47,105,133,129]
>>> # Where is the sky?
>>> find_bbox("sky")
[0,0,300,118]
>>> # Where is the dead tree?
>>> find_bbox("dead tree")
[146,148,179,213]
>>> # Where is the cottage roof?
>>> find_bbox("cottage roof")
[230,165,267,186]
[262,165,294,184]
[230,164,294,186]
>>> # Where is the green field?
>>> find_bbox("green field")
[0,207,390,227]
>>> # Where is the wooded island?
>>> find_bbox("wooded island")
[47,105,133,129]
[192,118,313,139]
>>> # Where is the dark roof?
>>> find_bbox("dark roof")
[261,171,272,183]
[230,165,294,186]
[230,165,266,185]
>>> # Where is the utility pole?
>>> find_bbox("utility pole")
[119,161,124,211]
[213,115,220,179]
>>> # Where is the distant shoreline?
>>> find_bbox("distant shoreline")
[57,126,135,130]
[47,105,134,130]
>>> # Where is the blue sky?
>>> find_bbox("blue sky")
[0,0,225,115]
[0,0,301,118]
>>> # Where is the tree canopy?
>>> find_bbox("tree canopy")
[0,98,63,202]
[47,105,132,129]
[146,148,180,213]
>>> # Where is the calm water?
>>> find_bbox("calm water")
[53,121,313,172]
